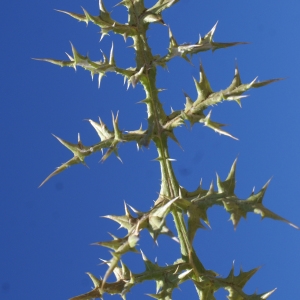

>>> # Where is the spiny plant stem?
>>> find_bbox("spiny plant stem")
[37,1,299,298]
[154,136,178,197]
[154,135,191,259]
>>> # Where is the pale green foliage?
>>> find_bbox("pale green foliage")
[37,0,298,299]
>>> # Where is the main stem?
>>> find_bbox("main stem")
[129,5,204,273]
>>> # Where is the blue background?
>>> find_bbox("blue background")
[1,1,300,299]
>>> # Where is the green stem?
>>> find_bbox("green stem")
[129,1,205,277]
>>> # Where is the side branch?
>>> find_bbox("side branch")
[163,63,283,139]
[39,116,150,187]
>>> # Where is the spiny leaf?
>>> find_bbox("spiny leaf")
[100,140,122,163]
[200,111,238,140]
[245,179,299,229]
[222,179,299,229]
[161,22,247,63]
[32,57,74,68]
[224,77,284,99]
[147,198,180,242]
[93,233,138,292]
[109,42,116,66]
[86,272,101,288]
[165,63,282,131]
[146,267,192,299]
[197,22,248,53]
[193,278,218,300]
[102,202,138,231]
[187,204,207,242]
[252,78,284,88]
[140,250,160,272]
[151,197,179,219]
[35,43,117,88]
[99,259,131,282]
[146,291,172,299]
[226,62,242,92]
[216,158,237,195]
[188,168,299,230]
[98,0,110,20]
[168,26,178,49]
[39,156,82,188]
[223,263,260,289]
[127,66,145,89]
[69,288,102,300]
[253,204,300,229]
[191,63,282,113]
[147,0,179,14]
[142,13,165,25]
[101,252,121,291]
[56,5,136,39]
[89,118,114,141]
[183,91,193,110]
[93,234,139,254]
[193,62,214,102]
[164,129,182,149]
[70,270,134,300]
[39,134,92,187]
[55,9,88,24]
[226,287,277,300]
[57,5,111,27]
[112,111,123,141]
[222,264,276,299]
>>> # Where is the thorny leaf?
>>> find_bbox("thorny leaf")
[199,110,238,140]
[186,160,299,230]
[164,62,283,139]
[147,0,179,14]
[55,2,135,39]
[192,264,276,300]
[34,43,117,88]
[159,22,247,64]
[39,133,92,187]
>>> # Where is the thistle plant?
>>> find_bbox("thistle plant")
[36,1,299,299]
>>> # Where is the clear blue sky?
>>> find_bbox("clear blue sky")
[1,1,300,299]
